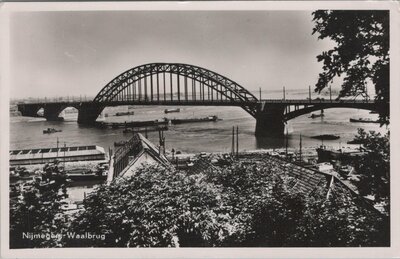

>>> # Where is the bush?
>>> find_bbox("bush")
[67,159,389,247]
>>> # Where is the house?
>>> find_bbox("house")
[108,133,170,182]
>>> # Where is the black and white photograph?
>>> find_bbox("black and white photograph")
[0,1,398,258]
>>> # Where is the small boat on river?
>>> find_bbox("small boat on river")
[43,128,62,134]
[309,113,324,119]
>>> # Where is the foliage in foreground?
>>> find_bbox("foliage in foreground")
[66,160,388,247]
[312,10,389,123]
[10,163,68,248]
[352,128,390,214]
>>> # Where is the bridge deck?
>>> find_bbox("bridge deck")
[18,99,377,106]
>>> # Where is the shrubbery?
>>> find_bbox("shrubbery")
[10,163,68,248]
[65,159,389,247]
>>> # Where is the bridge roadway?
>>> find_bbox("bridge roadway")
[16,98,377,107]
[17,98,384,137]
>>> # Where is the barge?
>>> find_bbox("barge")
[170,115,219,124]
[164,108,180,114]
[122,125,168,134]
[311,134,340,140]
[96,118,168,129]
[349,118,379,123]
[115,111,135,116]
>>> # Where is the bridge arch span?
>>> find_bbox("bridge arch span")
[283,103,379,122]
[93,63,259,117]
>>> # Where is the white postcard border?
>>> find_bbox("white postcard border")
[1,1,399,258]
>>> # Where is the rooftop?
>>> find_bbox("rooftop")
[10,145,105,161]
[114,133,170,180]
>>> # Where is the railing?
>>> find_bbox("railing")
[16,96,93,104]
[114,135,141,162]
[18,97,380,105]
[260,99,377,104]
[112,134,142,178]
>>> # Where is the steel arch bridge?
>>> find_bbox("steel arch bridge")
[16,62,388,136]
[93,63,259,117]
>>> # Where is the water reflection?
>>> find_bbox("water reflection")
[255,136,285,149]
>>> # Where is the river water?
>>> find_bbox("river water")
[10,91,387,153]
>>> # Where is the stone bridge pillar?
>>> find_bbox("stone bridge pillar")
[77,103,104,125]
[255,104,285,137]
[43,104,65,121]
[17,104,42,117]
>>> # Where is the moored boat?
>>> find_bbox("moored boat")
[115,111,135,116]
[347,139,365,145]
[316,145,367,163]
[66,169,106,181]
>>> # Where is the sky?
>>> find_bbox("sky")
[10,10,336,99]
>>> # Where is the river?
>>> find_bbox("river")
[10,90,388,203]
[10,91,388,153]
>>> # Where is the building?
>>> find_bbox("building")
[108,133,170,182]
[316,145,367,163]
[10,145,106,166]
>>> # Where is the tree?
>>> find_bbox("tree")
[352,129,390,214]
[312,10,389,123]
[65,158,388,247]
[10,162,69,248]
[291,185,389,247]
[67,165,232,247]
[208,159,388,247]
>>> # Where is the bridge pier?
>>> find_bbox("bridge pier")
[43,104,65,121]
[77,103,104,125]
[17,104,42,117]
[255,104,285,137]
